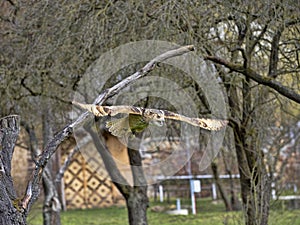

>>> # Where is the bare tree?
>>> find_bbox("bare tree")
[155,1,299,224]
[200,2,300,225]
[1,1,299,225]
[0,45,194,225]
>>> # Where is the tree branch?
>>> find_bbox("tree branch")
[21,45,195,211]
[268,27,283,78]
[205,55,300,104]
[55,136,91,183]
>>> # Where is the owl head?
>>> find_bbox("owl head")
[144,109,165,126]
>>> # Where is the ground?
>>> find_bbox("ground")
[28,198,300,225]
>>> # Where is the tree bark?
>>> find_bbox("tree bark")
[0,115,26,225]
[125,187,148,225]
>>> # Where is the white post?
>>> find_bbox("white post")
[294,184,298,193]
[190,180,196,215]
[176,198,181,210]
[212,182,217,200]
[271,182,276,200]
[159,185,164,202]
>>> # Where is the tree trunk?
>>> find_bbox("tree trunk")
[126,145,148,225]
[211,162,232,211]
[221,148,241,211]
[126,187,148,225]
[237,149,271,225]
[42,109,61,225]
[42,168,61,225]
[224,68,271,224]
[234,127,271,225]
[0,115,27,225]
[219,38,271,222]
[22,113,62,225]
[86,123,149,225]
[228,171,241,211]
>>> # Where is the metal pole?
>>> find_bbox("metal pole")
[186,139,197,214]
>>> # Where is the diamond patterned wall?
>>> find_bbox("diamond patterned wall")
[64,152,116,209]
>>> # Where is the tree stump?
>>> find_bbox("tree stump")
[0,115,26,225]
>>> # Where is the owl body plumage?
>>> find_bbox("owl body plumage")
[128,114,150,134]
[106,114,150,138]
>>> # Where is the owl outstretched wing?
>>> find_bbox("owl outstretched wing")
[73,101,228,131]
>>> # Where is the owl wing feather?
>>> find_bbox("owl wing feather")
[163,112,228,131]
[106,116,131,137]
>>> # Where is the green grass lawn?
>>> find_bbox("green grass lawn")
[27,198,300,225]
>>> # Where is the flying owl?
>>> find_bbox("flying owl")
[73,101,228,138]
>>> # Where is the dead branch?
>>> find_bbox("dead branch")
[205,55,300,104]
